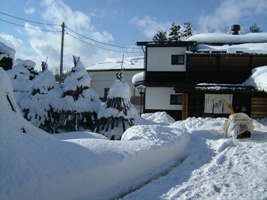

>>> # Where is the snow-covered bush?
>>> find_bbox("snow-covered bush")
[96,72,139,140]
[60,56,101,131]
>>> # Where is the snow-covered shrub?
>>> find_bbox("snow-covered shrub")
[60,56,101,131]
[96,73,139,140]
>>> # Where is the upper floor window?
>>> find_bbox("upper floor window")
[170,94,183,105]
[171,55,184,65]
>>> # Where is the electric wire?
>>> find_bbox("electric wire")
[0,18,61,32]
[0,12,142,53]
[65,26,140,50]
[66,32,142,54]
[0,11,60,26]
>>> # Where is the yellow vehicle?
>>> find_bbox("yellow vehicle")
[222,102,254,139]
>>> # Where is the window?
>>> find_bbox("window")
[170,94,183,105]
[171,55,184,65]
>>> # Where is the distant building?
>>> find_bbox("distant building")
[86,57,144,103]
[136,31,267,120]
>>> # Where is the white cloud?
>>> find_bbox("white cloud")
[198,0,267,33]
[10,0,129,72]
[24,7,36,15]
[1,0,141,72]
[130,16,171,39]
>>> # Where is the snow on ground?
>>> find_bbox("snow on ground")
[121,118,267,200]
[0,68,189,200]
[1,67,267,200]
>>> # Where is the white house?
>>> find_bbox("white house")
[86,57,144,102]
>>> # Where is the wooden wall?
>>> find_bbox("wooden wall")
[251,97,267,119]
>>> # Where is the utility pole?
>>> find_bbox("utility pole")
[60,22,65,82]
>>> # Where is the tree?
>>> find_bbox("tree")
[182,22,193,39]
[19,61,63,133]
[96,69,139,140]
[153,30,168,43]
[61,56,101,131]
[220,26,231,34]
[169,23,181,42]
[249,23,262,33]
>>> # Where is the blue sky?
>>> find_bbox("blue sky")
[0,0,267,71]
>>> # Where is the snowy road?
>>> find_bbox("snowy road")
[122,118,267,200]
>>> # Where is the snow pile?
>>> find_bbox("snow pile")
[0,41,16,61]
[122,117,267,200]
[142,111,176,125]
[0,68,190,200]
[244,65,267,92]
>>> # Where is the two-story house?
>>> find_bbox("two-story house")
[136,31,267,120]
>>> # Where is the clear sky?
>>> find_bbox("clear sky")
[0,0,267,72]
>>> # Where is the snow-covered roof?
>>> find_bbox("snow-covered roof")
[244,65,267,93]
[186,33,267,54]
[187,33,267,44]
[190,43,267,54]
[86,56,144,71]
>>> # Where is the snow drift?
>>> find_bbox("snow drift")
[0,68,190,200]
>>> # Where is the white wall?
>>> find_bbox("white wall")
[147,47,186,71]
[90,71,142,98]
[145,87,182,110]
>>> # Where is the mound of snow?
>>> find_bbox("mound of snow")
[243,65,267,92]
[0,68,190,200]
[141,111,176,125]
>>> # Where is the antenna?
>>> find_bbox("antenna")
[117,54,124,81]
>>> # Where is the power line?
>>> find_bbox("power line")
[0,12,141,52]
[66,26,140,50]
[0,11,60,26]
[66,32,142,54]
[0,18,61,32]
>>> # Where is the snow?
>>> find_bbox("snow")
[0,41,16,61]
[186,33,267,54]
[192,43,267,54]
[187,32,267,44]
[0,68,189,199]
[1,66,267,200]
[132,71,144,84]
[86,56,144,71]
[244,65,267,92]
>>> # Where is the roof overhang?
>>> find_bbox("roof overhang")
[174,83,266,95]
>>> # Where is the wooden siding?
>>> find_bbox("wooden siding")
[252,57,267,68]
[145,72,186,84]
[251,97,267,119]
[182,93,188,119]
[186,55,252,83]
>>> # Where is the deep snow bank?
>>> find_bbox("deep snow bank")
[0,68,190,200]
